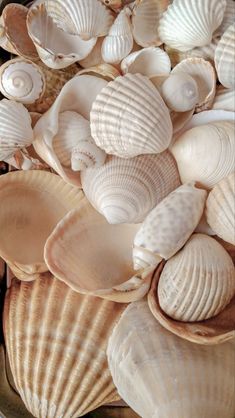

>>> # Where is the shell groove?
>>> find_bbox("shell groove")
[215,23,235,89]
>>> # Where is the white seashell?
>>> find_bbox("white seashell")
[133,183,207,270]
[71,141,106,170]
[159,0,227,51]
[90,73,173,158]
[215,0,235,37]
[171,121,235,189]
[170,108,195,135]
[78,63,121,81]
[79,37,105,68]
[121,47,171,76]
[161,72,199,112]
[81,151,181,224]
[107,300,235,417]
[206,172,235,245]
[212,85,235,112]
[215,23,235,89]
[101,8,133,64]
[195,211,216,236]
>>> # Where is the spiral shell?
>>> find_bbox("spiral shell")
[121,47,171,76]
[215,23,235,89]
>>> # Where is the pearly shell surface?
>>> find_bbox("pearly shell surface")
[121,47,171,77]
[215,0,235,37]
[71,140,106,171]
[215,23,235,89]
[212,86,235,112]
[161,72,199,112]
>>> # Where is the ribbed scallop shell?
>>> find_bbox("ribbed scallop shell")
[206,172,235,245]
[159,0,226,51]
[3,274,124,417]
[121,47,171,76]
[133,183,207,270]
[90,73,172,158]
[81,152,181,224]
[215,23,235,89]
[212,86,235,112]
[158,234,235,322]
[107,300,235,418]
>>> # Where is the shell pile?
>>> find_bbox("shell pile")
[0,0,234,417]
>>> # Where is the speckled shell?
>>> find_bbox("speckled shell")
[212,86,235,112]
[215,23,235,89]
[121,47,171,76]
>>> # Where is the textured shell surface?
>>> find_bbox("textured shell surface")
[107,299,235,418]
[3,274,124,418]
[212,85,235,112]
[78,63,120,81]
[159,0,227,51]
[79,37,105,68]
[71,140,106,171]
[81,151,181,224]
[133,183,207,270]
[206,172,235,245]
[161,72,199,112]
[158,233,235,322]
[90,73,173,158]
[215,0,235,37]
[121,47,171,77]
[215,23,235,89]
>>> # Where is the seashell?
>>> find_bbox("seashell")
[206,172,235,245]
[170,108,195,135]
[0,15,18,54]
[45,199,154,302]
[171,57,216,112]
[71,141,106,171]
[159,0,226,51]
[171,121,235,189]
[215,236,235,266]
[132,0,169,47]
[81,152,181,224]
[121,47,171,76]
[215,23,235,89]
[161,72,199,112]
[90,73,173,158]
[107,299,235,417]
[195,210,216,236]
[3,275,125,417]
[0,170,84,281]
[79,37,105,68]
[78,63,120,81]
[101,0,123,11]
[133,183,207,270]
[101,8,133,64]
[215,0,235,38]
[212,85,235,112]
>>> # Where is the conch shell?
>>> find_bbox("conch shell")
[215,23,235,89]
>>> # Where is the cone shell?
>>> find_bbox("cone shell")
[212,86,235,112]
[133,183,207,270]
[107,300,235,417]
[215,23,235,89]
[206,172,235,245]
[3,274,125,417]
[159,0,226,51]
[121,47,171,76]
[90,73,173,158]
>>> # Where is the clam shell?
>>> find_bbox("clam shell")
[0,170,84,281]
[212,85,235,112]
[90,73,173,158]
[3,274,124,417]
[159,0,226,51]
[161,72,199,112]
[78,63,121,81]
[215,0,235,38]
[133,183,207,270]
[121,47,171,76]
[81,151,181,224]
[215,23,235,89]
[107,299,235,417]
[206,172,235,245]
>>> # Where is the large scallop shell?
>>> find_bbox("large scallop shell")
[107,299,235,418]
[133,183,207,270]
[121,47,171,76]
[90,73,172,158]
[215,23,235,89]
[3,274,125,417]
[212,86,235,112]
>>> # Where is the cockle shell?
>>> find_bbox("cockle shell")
[121,47,171,76]
[171,121,235,189]
[206,172,235,245]
[81,151,181,224]
[161,72,199,112]
[159,0,226,51]
[0,170,84,281]
[3,274,125,417]
[107,300,235,417]
[212,86,235,112]
[133,183,207,270]
[215,23,235,89]
[90,73,173,158]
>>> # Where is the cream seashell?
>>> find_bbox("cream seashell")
[121,47,171,76]
[0,170,84,281]
[78,63,121,81]
[90,73,173,158]
[71,141,106,171]
[3,275,124,417]
[161,72,199,112]
[159,0,226,51]
[215,0,235,37]
[79,37,105,68]
[101,8,133,64]
[171,121,235,189]
[215,23,235,89]
[81,152,181,224]
[206,172,235,245]
[212,85,235,112]
[170,108,195,135]
[165,38,218,67]
[133,183,207,270]
[107,300,235,417]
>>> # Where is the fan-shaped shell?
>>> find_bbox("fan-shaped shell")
[159,0,226,51]
[215,23,235,89]
[121,47,171,76]
[133,183,207,270]
[212,86,235,112]
[161,72,199,112]
[107,300,235,418]
[90,73,172,158]
[3,274,124,417]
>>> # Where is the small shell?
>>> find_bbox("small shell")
[159,0,226,51]
[206,172,235,245]
[121,47,171,76]
[71,141,106,170]
[133,183,207,270]
[161,72,199,112]
[90,73,172,158]
[212,85,235,112]
[215,23,235,89]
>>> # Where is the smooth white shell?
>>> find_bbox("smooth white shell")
[121,47,171,76]
[161,72,199,112]
[215,23,235,89]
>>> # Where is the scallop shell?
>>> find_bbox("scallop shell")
[215,23,235,89]
[81,152,181,224]
[212,85,235,112]
[206,172,235,245]
[121,47,171,76]
[90,73,173,158]
[161,73,199,112]
[107,299,235,417]
[3,274,125,417]
[159,0,226,51]
[0,170,84,281]
[171,121,235,189]
[215,0,235,38]
[71,141,106,171]
[133,183,207,270]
